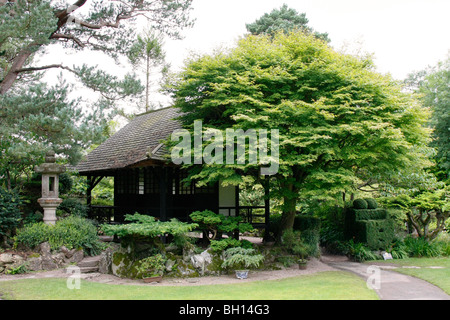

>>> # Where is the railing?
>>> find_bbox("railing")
[219,206,267,228]
[88,205,117,224]
[88,205,268,228]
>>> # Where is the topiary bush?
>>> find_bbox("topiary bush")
[364,198,378,209]
[352,199,368,209]
[344,207,394,250]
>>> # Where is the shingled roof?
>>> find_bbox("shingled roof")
[76,107,182,174]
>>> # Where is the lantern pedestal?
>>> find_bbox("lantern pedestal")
[38,198,63,225]
[35,151,66,225]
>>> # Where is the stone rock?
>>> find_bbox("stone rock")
[98,249,113,274]
[60,246,76,259]
[39,242,52,256]
[191,250,213,275]
[27,257,43,271]
[0,253,13,266]
[165,259,176,272]
[52,253,66,266]
[12,254,25,264]
[70,250,84,264]
[183,247,195,262]
[41,255,58,270]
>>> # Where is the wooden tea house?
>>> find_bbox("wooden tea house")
[76,107,270,228]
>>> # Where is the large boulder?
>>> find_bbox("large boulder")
[190,250,213,275]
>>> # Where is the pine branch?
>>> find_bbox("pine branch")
[15,64,76,74]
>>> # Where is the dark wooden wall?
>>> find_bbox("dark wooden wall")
[114,167,218,222]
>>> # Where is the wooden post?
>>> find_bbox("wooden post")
[263,177,272,243]
[87,175,92,207]
[234,185,240,240]
[159,167,167,222]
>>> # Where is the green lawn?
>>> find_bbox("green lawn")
[0,271,378,300]
[369,257,450,294]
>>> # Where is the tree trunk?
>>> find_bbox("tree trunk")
[280,195,297,233]
[145,54,150,112]
[0,48,34,95]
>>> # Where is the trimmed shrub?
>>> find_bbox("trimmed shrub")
[352,199,368,209]
[355,219,395,250]
[365,198,378,209]
[344,207,394,250]
[354,208,387,220]
[15,216,104,256]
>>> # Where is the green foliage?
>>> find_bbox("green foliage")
[365,198,378,209]
[318,206,346,253]
[408,55,450,173]
[14,216,103,256]
[209,238,253,253]
[340,240,379,262]
[102,213,198,239]
[354,208,387,220]
[353,199,368,209]
[0,80,112,189]
[0,0,57,80]
[245,4,330,42]
[57,198,88,218]
[5,264,28,275]
[189,210,254,240]
[344,207,394,250]
[0,187,22,238]
[386,241,409,260]
[169,30,431,232]
[221,247,264,270]
[14,222,51,250]
[136,254,167,278]
[281,230,309,258]
[267,214,320,255]
[402,237,443,258]
[0,0,195,189]
[381,186,449,240]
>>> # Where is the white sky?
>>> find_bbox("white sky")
[41,0,449,112]
[164,0,450,79]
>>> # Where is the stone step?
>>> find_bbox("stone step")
[77,255,101,273]
[79,266,99,273]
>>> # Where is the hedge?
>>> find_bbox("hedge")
[344,207,394,250]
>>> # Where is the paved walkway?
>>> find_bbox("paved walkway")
[322,256,450,300]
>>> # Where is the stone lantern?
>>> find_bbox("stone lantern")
[35,151,66,225]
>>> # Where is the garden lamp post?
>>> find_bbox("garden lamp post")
[35,151,65,225]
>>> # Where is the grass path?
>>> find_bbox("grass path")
[0,271,378,300]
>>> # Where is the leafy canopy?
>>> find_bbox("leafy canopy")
[168,31,431,230]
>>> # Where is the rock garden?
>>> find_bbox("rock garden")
[1,210,321,282]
